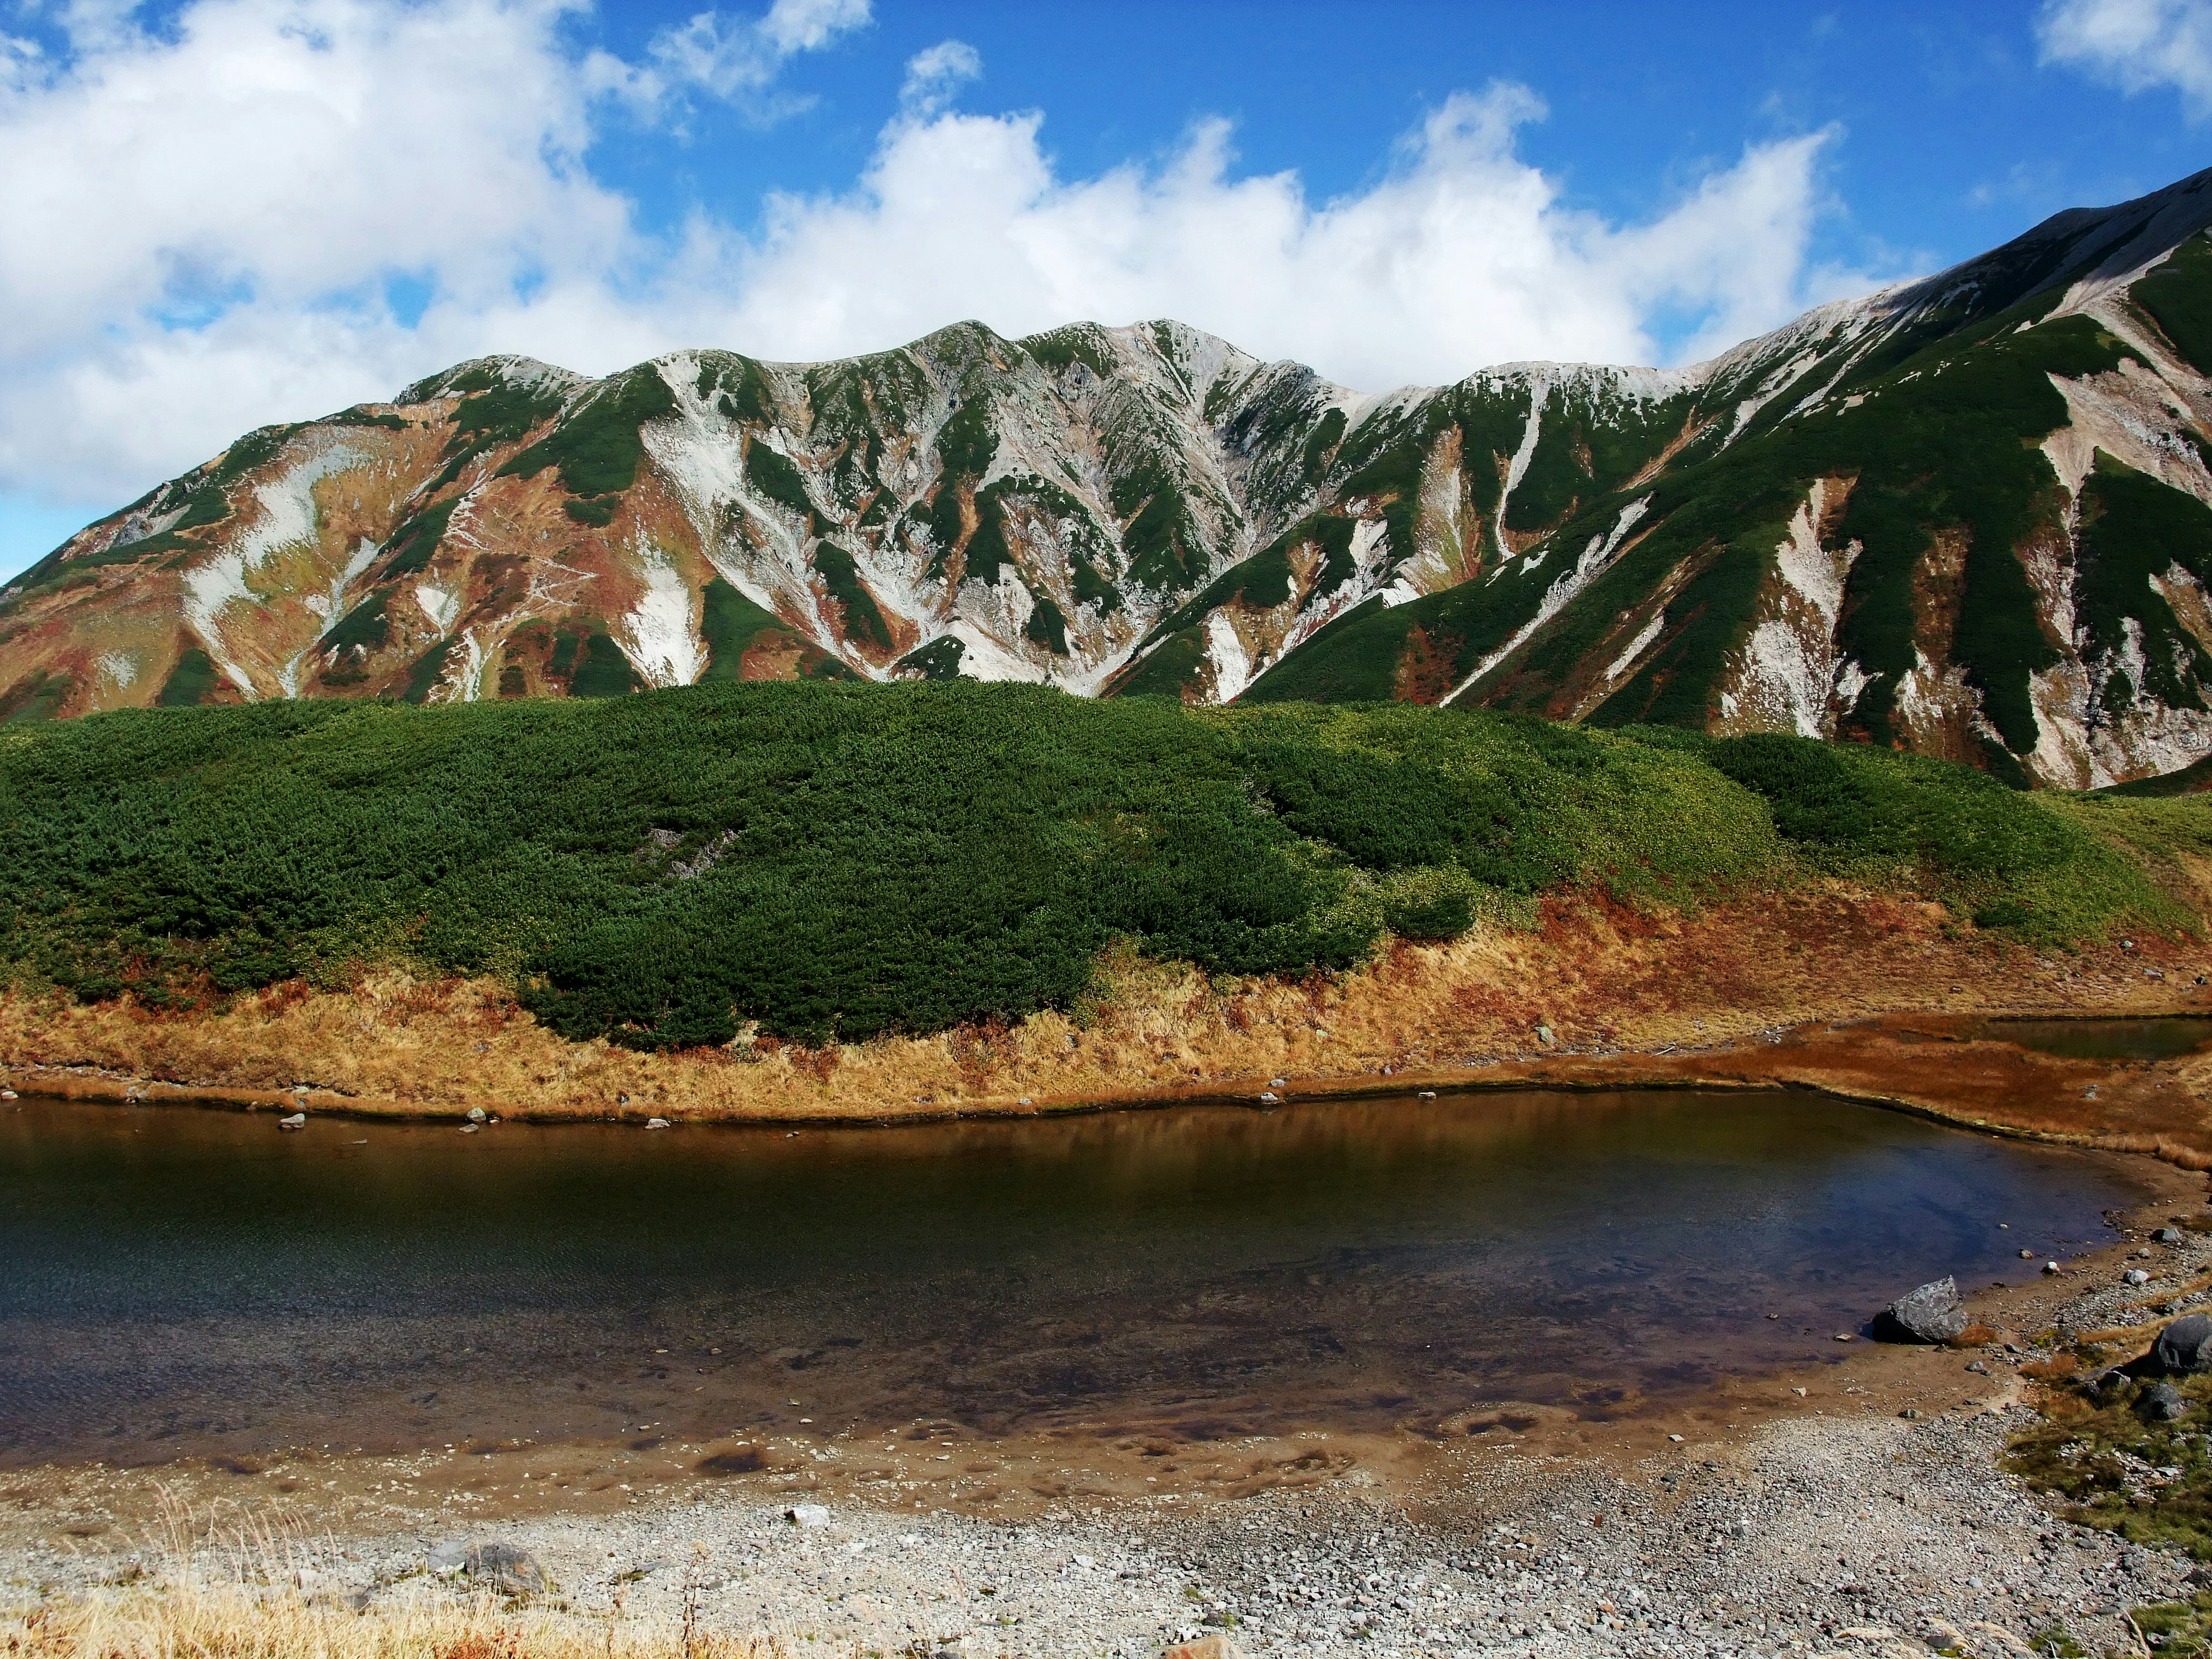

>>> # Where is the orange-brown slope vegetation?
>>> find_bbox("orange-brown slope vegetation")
[9,888,2210,1161]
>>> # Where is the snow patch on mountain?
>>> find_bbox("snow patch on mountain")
[617,544,704,689]
[180,438,361,699]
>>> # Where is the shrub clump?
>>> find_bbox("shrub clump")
[0,685,2195,1048]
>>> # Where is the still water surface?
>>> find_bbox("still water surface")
[0,1090,2158,1467]
[1971,1015,2212,1062]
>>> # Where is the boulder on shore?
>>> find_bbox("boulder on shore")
[426,1540,550,1597]
[2156,1313,2212,1375]
[1872,1277,1969,1344]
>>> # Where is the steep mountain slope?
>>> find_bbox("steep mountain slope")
[12,166,2212,786]
[1234,166,2212,788]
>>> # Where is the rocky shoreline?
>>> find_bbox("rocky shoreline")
[8,1175,2212,1657]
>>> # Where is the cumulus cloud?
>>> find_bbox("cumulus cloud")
[708,81,1860,392]
[0,5,1869,521]
[2039,0,2212,114]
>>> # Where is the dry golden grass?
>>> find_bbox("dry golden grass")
[1,1584,793,1659]
[0,887,2203,1126]
[1,1510,812,1659]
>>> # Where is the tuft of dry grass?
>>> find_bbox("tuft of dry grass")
[1,1508,806,1659]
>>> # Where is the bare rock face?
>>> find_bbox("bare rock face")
[1872,1277,1969,1344]
[13,168,2212,789]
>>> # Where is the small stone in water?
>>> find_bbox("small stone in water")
[645,1118,671,1130]
[2020,1248,2036,1259]
[278,1112,305,1130]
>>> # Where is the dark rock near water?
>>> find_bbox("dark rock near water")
[2157,1315,2212,1375]
[1873,1277,1969,1344]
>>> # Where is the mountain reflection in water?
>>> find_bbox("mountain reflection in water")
[0,1089,2154,1467]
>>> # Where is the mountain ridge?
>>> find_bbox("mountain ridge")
[14,164,2212,786]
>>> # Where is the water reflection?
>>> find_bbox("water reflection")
[1969,1016,2212,1062]
[0,1089,2153,1467]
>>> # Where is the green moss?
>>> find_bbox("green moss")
[1115,465,1205,593]
[70,424,304,573]
[380,499,456,578]
[570,632,642,699]
[934,395,998,480]
[1592,527,1777,729]
[1022,324,1112,378]
[326,408,410,431]
[156,647,224,709]
[744,441,815,523]
[1070,552,1122,613]
[2073,453,2212,713]
[499,366,677,498]
[1237,596,1402,703]
[2131,231,2212,377]
[563,497,618,528]
[0,671,70,724]
[403,640,454,704]
[449,381,565,451]
[1298,408,1347,480]
[1113,629,1209,698]
[897,637,967,681]
[316,590,391,656]
[549,628,582,679]
[699,578,785,682]
[961,479,1016,586]
[1025,593,1070,654]
[811,543,893,651]
[696,353,778,426]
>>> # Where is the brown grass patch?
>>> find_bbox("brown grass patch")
[0,888,2206,1154]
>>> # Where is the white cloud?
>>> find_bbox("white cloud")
[899,38,980,118]
[705,82,1861,391]
[0,5,1869,521]
[2039,0,2212,115]
[614,0,869,118]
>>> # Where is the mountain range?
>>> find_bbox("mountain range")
[15,165,2212,788]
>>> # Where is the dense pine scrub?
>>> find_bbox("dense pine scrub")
[0,684,2200,1050]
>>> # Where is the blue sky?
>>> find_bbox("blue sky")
[0,0,2207,579]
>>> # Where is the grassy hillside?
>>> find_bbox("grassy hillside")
[0,683,2202,1051]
